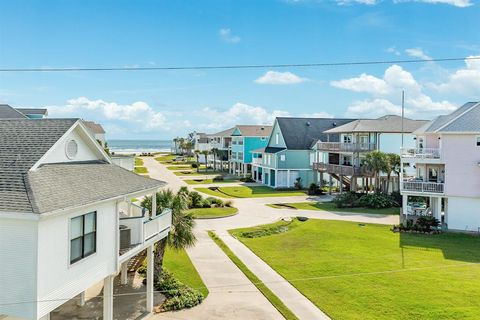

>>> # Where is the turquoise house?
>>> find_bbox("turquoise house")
[251,117,354,188]
[229,125,272,176]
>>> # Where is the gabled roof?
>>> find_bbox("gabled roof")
[208,127,236,137]
[0,104,28,119]
[276,117,356,150]
[0,119,78,212]
[27,162,164,214]
[0,119,164,214]
[15,108,48,116]
[324,115,428,134]
[414,102,480,134]
[232,125,272,137]
[83,120,106,134]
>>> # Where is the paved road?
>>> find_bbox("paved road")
[144,157,399,320]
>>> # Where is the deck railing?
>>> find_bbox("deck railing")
[401,148,441,160]
[402,181,444,193]
[316,142,376,152]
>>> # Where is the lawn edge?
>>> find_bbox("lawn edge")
[208,231,299,320]
[192,207,239,220]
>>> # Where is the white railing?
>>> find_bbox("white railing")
[317,142,376,152]
[401,148,441,160]
[402,181,444,193]
[252,158,262,165]
[144,209,172,241]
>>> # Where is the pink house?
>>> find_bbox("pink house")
[400,101,480,232]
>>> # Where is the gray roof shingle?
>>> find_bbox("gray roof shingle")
[233,125,273,137]
[15,108,48,116]
[324,115,428,134]
[415,102,480,133]
[83,120,106,134]
[27,162,165,214]
[0,104,28,119]
[276,117,356,150]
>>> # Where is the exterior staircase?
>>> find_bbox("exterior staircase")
[127,249,147,272]
[330,173,351,190]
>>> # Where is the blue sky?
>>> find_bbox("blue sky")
[1,0,479,139]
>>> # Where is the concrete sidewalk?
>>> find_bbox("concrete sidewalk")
[218,231,330,320]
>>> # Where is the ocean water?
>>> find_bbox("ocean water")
[108,139,172,154]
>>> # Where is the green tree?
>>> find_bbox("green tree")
[211,148,219,171]
[385,153,401,194]
[141,189,196,284]
[201,150,210,172]
[363,151,389,193]
[194,150,200,172]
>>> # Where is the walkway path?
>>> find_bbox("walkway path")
[143,156,399,320]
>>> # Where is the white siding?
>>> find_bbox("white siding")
[111,156,135,171]
[447,196,480,232]
[0,218,38,319]
[36,201,118,318]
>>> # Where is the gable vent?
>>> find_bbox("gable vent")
[66,139,78,159]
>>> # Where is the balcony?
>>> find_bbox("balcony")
[119,205,172,260]
[252,158,263,165]
[317,142,376,153]
[401,180,444,194]
[401,148,441,160]
[313,162,371,176]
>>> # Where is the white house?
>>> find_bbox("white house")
[0,119,171,320]
[400,101,480,232]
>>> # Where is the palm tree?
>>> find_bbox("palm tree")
[178,138,185,155]
[183,141,194,159]
[141,189,196,284]
[194,150,200,172]
[211,148,219,171]
[385,153,401,193]
[201,150,210,172]
[363,151,389,193]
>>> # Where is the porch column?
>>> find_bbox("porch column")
[120,262,128,285]
[77,291,86,307]
[434,197,442,221]
[151,190,157,218]
[329,175,333,195]
[402,194,408,216]
[146,244,154,313]
[287,169,291,188]
[39,313,50,320]
[319,172,324,187]
[103,275,114,320]
[339,175,343,193]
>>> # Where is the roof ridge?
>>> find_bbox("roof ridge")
[435,102,480,133]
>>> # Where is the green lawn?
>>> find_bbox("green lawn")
[166,165,194,170]
[267,201,400,215]
[164,246,208,298]
[194,186,307,198]
[184,178,239,185]
[134,166,148,174]
[155,154,195,164]
[174,170,226,176]
[187,207,238,219]
[208,231,298,320]
[230,219,480,320]
[135,157,144,166]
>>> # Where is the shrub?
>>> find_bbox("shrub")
[240,175,255,182]
[307,183,323,196]
[357,193,398,209]
[294,177,303,190]
[178,186,189,197]
[188,191,204,208]
[212,176,224,182]
[203,197,224,207]
[390,191,402,206]
[416,216,440,232]
[156,270,204,311]
[296,216,309,222]
[333,192,360,208]
[191,163,198,169]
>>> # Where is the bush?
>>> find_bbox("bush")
[416,216,440,231]
[307,183,323,196]
[333,192,360,208]
[212,176,224,182]
[240,175,255,182]
[156,270,204,311]
[357,193,398,209]
[203,197,224,207]
[294,177,303,190]
[188,191,204,208]
[191,163,198,169]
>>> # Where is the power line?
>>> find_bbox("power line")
[0,260,478,306]
[0,56,478,73]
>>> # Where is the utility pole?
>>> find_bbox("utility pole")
[401,90,405,148]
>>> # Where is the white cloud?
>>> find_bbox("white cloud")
[331,65,456,117]
[47,97,167,130]
[431,56,480,95]
[219,28,241,44]
[336,0,378,5]
[254,71,307,85]
[301,111,335,118]
[405,47,432,60]
[387,46,401,56]
[394,0,473,7]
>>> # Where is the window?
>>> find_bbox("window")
[70,212,96,264]
[476,136,480,146]
[343,134,352,144]
[280,154,286,161]
[275,133,279,145]
[238,152,244,161]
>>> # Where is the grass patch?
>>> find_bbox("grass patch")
[164,246,208,298]
[187,207,238,219]
[155,155,195,164]
[166,165,194,170]
[134,166,148,174]
[174,171,226,176]
[194,186,306,198]
[184,178,239,185]
[135,157,144,166]
[267,201,400,215]
[230,219,480,320]
[208,231,298,320]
